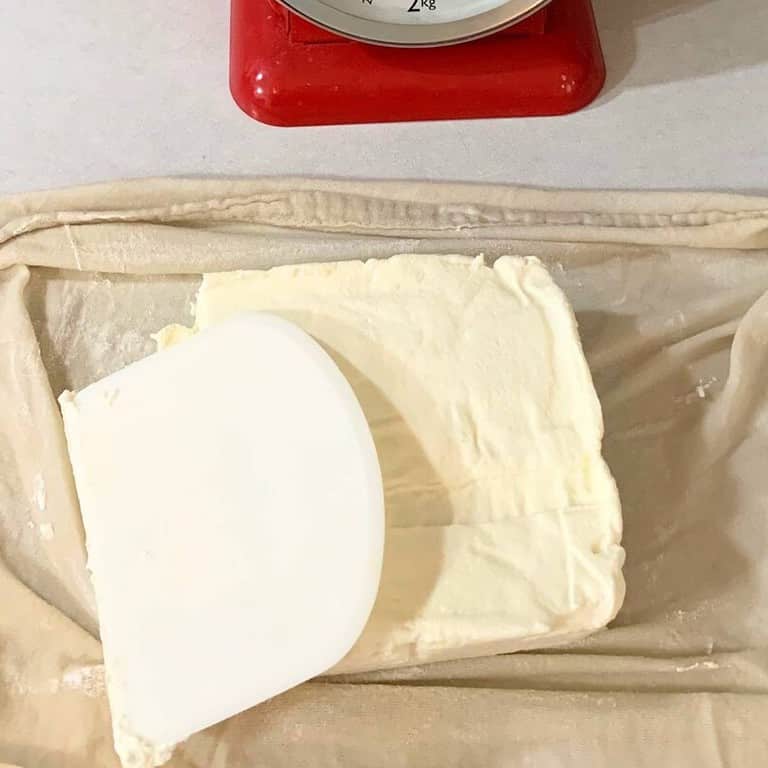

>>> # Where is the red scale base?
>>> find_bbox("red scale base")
[230,0,605,126]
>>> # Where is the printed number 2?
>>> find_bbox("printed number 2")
[409,0,436,10]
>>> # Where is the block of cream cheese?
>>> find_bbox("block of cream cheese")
[156,254,625,674]
[59,313,384,767]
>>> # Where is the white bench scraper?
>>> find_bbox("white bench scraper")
[59,312,384,768]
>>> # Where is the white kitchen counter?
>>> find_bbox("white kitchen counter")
[1,0,766,194]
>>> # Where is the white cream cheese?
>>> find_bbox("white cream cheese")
[158,254,625,674]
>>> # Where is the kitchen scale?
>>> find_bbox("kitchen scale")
[230,0,604,126]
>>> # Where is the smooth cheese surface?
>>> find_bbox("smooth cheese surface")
[157,255,625,673]
[60,314,384,766]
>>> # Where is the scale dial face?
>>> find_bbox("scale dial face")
[277,0,553,46]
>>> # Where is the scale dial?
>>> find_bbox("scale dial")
[276,0,553,46]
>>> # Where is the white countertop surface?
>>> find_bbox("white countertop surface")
[1,0,767,195]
